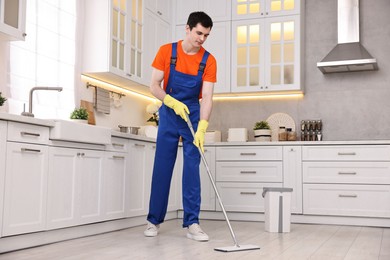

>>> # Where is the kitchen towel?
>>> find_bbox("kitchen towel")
[95,87,110,114]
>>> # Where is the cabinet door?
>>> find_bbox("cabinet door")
[0,121,6,237]
[0,0,26,41]
[47,147,79,230]
[264,15,301,91]
[231,19,266,93]
[283,146,302,214]
[145,0,171,23]
[110,0,127,75]
[232,0,300,20]
[202,21,231,94]
[3,142,48,236]
[127,140,149,217]
[174,0,198,25]
[103,152,128,220]
[200,147,216,211]
[78,150,104,224]
[127,0,143,80]
[199,0,232,22]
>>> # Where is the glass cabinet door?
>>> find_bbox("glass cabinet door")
[231,19,265,93]
[0,0,26,40]
[129,0,143,79]
[232,0,300,20]
[111,0,127,72]
[265,15,300,91]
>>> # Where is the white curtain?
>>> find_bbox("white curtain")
[7,0,80,119]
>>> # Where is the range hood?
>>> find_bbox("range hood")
[317,0,378,73]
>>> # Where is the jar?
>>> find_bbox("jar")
[278,126,287,141]
[286,128,297,141]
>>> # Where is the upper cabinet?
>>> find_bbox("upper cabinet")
[144,0,171,23]
[175,0,232,24]
[82,0,147,92]
[232,0,301,20]
[0,0,26,41]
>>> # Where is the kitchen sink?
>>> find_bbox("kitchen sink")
[49,119,111,144]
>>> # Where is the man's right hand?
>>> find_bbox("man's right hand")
[163,94,190,122]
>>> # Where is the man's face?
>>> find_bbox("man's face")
[185,23,211,48]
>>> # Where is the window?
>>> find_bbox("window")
[7,0,77,119]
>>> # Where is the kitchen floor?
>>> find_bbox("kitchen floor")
[1,219,389,260]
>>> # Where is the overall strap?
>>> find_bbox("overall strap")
[170,42,178,69]
[197,51,210,77]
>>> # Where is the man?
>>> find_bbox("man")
[144,11,216,242]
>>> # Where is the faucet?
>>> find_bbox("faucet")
[21,87,63,117]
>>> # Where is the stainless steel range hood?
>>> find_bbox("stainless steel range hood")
[317,0,378,74]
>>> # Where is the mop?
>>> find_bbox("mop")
[186,114,260,252]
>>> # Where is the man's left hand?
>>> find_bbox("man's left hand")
[194,120,209,153]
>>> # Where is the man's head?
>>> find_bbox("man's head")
[185,12,213,48]
[186,11,213,31]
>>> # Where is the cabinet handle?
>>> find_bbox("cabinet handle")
[338,172,357,175]
[338,194,358,198]
[152,146,156,149]
[338,152,356,156]
[157,11,162,15]
[135,143,145,147]
[112,143,125,148]
[20,131,40,137]
[21,148,41,153]
[240,192,257,195]
[112,155,125,159]
[126,73,132,77]
[240,152,256,156]
[240,171,257,174]
[77,152,85,157]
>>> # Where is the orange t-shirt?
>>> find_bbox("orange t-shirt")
[152,40,217,97]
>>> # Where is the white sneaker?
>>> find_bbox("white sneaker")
[186,223,209,241]
[144,221,159,237]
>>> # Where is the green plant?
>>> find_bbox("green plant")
[0,92,7,106]
[70,107,89,120]
[253,120,270,130]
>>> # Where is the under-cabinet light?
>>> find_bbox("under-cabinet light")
[213,93,304,101]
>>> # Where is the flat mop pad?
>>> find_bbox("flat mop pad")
[215,244,261,252]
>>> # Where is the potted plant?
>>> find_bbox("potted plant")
[70,107,89,124]
[0,92,7,113]
[253,120,271,142]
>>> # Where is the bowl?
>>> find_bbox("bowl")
[118,125,140,134]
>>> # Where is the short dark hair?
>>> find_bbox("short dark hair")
[186,11,213,30]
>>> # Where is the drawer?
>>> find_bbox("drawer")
[216,146,282,161]
[216,161,282,182]
[302,145,390,161]
[303,184,390,218]
[7,122,49,144]
[215,182,281,212]
[106,137,129,152]
[303,162,390,184]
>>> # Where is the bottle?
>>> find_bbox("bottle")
[286,128,297,141]
[278,126,287,141]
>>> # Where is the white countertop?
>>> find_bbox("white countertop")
[0,112,55,127]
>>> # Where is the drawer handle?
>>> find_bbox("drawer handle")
[240,192,257,195]
[112,155,125,159]
[338,172,357,175]
[240,171,257,174]
[240,152,256,156]
[21,148,41,153]
[112,143,125,148]
[21,131,40,137]
[135,144,145,147]
[338,152,356,156]
[152,146,156,149]
[338,194,357,198]
[77,152,85,157]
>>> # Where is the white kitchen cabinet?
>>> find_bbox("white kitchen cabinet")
[215,146,283,212]
[175,0,231,25]
[102,137,129,220]
[46,147,104,230]
[302,145,390,218]
[3,142,48,236]
[232,0,301,20]
[145,0,171,23]
[143,9,171,86]
[0,121,7,237]
[283,146,302,214]
[82,0,145,88]
[231,15,302,93]
[0,0,26,41]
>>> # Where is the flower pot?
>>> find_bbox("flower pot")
[71,119,88,124]
[254,129,271,142]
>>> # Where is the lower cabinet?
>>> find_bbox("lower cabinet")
[0,121,7,237]
[46,147,104,230]
[3,142,48,236]
[283,146,303,214]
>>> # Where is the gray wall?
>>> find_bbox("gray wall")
[209,0,390,141]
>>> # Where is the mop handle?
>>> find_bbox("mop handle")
[185,114,240,247]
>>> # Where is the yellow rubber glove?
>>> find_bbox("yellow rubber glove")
[194,120,208,153]
[163,94,190,122]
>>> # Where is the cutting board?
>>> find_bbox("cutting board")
[80,100,96,125]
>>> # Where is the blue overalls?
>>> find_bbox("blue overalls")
[147,42,210,228]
